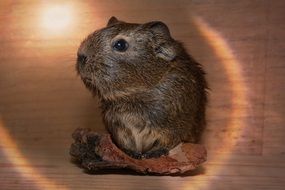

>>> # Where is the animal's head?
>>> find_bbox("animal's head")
[76,16,180,100]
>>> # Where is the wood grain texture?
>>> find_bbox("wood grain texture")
[0,0,285,189]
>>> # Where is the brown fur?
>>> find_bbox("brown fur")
[76,17,208,158]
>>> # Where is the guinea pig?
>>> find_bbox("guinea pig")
[76,16,208,159]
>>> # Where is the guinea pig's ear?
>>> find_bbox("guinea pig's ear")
[107,16,120,27]
[146,22,176,61]
[147,21,171,37]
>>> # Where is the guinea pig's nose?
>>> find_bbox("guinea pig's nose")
[77,53,87,65]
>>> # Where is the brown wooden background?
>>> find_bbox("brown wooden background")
[0,0,284,189]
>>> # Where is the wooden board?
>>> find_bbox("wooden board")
[0,0,285,189]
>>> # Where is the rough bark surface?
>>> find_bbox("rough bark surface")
[70,128,207,175]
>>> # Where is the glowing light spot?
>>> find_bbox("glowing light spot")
[40,4,73,33]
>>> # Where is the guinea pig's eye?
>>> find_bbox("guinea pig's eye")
[113,39,129,52]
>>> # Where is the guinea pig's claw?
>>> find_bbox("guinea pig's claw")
[142,148,169,159]
[122,149,143,159]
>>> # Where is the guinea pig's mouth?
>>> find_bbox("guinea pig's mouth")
[81,76,97,91]
[82,77,92,83]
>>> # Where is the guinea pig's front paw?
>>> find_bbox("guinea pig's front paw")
[142,148,169,159]
[122,148,143,159]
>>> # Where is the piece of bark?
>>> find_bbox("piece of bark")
[70,128,207,175]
